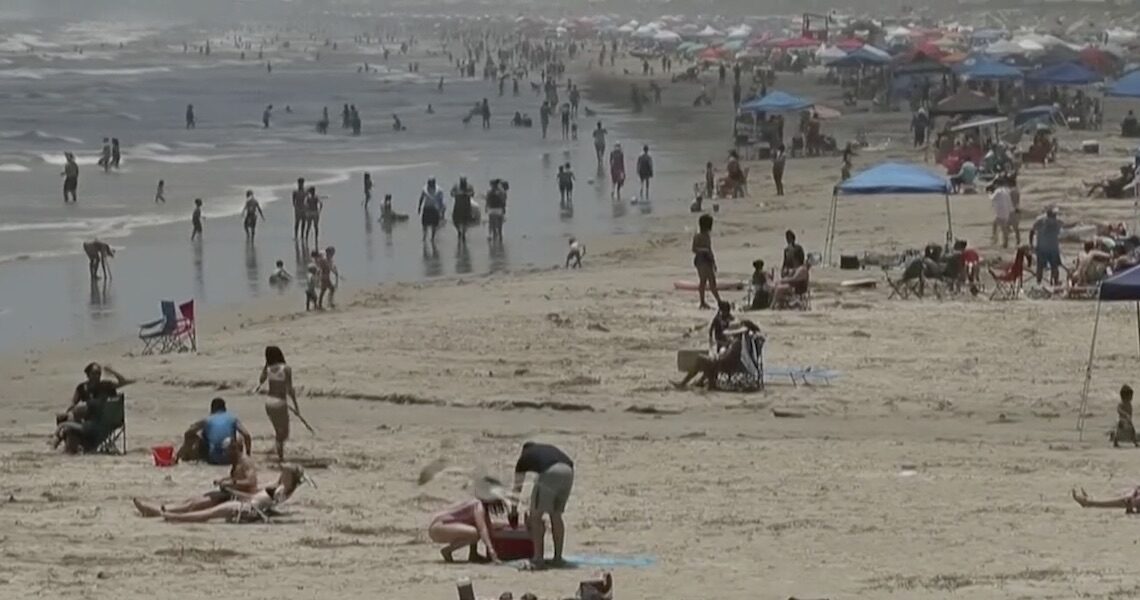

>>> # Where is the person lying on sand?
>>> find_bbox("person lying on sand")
[134,436,258,517]
[673,319,762,391]
[137,465,304,523]
[1072,486,1140,513]
[428,475,510,564]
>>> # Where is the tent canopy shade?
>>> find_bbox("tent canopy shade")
[930,89,1000,117]
[954,57,1024,80]
[1026,62,1102,85]
[949,115,1008,133]
[1098,265,1140,301]
[1107,70,1140,98]
[738,90,814,114]
[835,162,952,195]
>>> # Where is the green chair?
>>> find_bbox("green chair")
[87,394,127,455]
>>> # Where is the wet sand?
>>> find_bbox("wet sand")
[6,38,1140,600]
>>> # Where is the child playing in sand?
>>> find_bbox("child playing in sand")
[566,237,585,269]
[1113,384,1138,448]
[305,265,318,310]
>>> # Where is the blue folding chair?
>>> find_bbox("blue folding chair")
[139,300,177,355]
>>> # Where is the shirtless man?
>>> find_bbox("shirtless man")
[318,246,339,309]
[61,152,79,203]
[133,436,258,517]
[292,178,306,239]
[82,239,114,280]
[304,187,323,245]
[242,190,265,240]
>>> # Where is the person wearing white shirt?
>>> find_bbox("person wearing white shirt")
[988,180,1014,248]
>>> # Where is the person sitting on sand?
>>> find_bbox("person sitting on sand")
[772,262,810,309]
[1111,384,1138,448]
[1085,165,1136,199]
[137,464,304,524]
[176,397,253,464]
[674,318,762,391]
[134,436,258,518]
[1071,241,1111,287]
[746,260,772,311]
[428,475,509,563]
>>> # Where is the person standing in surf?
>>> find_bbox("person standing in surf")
[485,179,507,244]
[362,173,373,208]
[418,178,445,245]
[242,190,265,240]
[451,176,475,244]
[262,105,273,128]
[191,199,203,241]
[61,152,79,203]
[292,178,306,239]
[98,138,111,173]
[592,122,607,164]
[637,145,654,201]
[185,104,196,129]
[304,187,323,246]
[609,143,625,200]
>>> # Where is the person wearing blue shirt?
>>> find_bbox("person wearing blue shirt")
[177,398,252,465]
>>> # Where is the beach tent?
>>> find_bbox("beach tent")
[653,30,682,44]
[1077,265,1140,439]
[892,51,952,76]
[696,25,722,38]
[824,162,953,262]
[1026,62,1101,86]
[738,90,813,114]
[828,46,891,68]
[1107,70,1140,98]
[954,57,1023,81]
[726,25,752,39]
[819,45,848,62]
[1014,104,1065,128]
[930,90,1000,117]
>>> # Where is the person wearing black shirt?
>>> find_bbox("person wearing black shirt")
[510,442,574,568]
[53,362,133,452]
[781,230,805,277]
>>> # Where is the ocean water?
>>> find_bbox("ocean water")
[0,20,680,352]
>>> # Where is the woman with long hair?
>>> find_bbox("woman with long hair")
[258,346,299,462]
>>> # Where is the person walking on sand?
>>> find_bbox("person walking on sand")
[592,122,607,164]
[185,104,196,129]
[242,190,265,240]
[155,179,165,203]
[609,143,625,199]
[510,442,575,570]
[418,177,445,244]
[636,145,654,201]
[692,214,722,309]
[292,178,306,239]
[480,98,491,129]
[61,152,79,203]
[98,138,111,173]
[256,345,300,462]
[539,101,551,139]
[362,173,373,208]
[190,198,203,241]
[451,176,474,244]
[772,143,786,196]
[262,104,273,128]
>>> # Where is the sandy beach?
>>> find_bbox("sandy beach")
[7,15,1140,600]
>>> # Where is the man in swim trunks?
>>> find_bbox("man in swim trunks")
[292,178,306,239]
[510,442,575,569]
[304,187,323,245]
[242,190,265,240]
[61,152,79,203]
[177,397,253,464]
[318,246,339,309]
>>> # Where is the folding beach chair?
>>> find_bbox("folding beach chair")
[86,394,126,455]
[989,248,1029,300]
[139,301,178,354]
[171,300,197,352]
[715,330,765,392]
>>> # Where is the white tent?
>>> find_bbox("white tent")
[634,24,658,38]
[726,25,752,39]
[617,24,635,34]
[696,25,723,38]
[818,45,848,62]
[886,26,912,39]
[983,39,1028,56]
[1106,28,1139,44]
[653,30,682,43]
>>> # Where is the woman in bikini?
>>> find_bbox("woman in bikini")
[258,346,300,462]
[428,475,509,563]
[692,214,722,310]
[136,465,305,523]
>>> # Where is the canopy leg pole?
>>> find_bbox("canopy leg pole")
[826,194,837,265]
[1078,299,1103,441]
[1135,301,1139,358]
[944,193,954,248]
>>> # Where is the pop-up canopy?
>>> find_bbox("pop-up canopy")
[825,162,953,262]
[738,90,814,114]
[1107,70,1140,98]
[1078,264,1140,439]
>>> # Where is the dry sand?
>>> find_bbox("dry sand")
[5,53,1140,600]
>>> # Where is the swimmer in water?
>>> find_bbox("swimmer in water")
[242,190,265,240]
[269,260,291,285]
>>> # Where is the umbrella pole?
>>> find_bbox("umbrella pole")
[1078,299,1103,441]
[944,193,954,247]
[825,194,837,264]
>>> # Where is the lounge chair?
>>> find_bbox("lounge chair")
[138,300,178,355]
[674,330,766,392]
[85,394,126,454]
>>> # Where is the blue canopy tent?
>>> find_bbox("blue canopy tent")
[1014,104,1065,128]
[738,90,814,114]
[1107,70,1140,98]
[828,47,891,69]
[824,162,953,262]
[1077,264,1140,439]
[954,57,1023,81]
[1026,62,1102,86]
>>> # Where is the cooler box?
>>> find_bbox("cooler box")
[490,525,534,561]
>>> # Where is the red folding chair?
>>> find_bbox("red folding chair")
[989,248,1029,300]
[171,300,197,352]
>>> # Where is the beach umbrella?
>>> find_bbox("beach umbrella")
[775,37,821,50]
[653,30,682,44]
[698,47,726,62]
[722,39,745,52]
[833,38,865,51]
[1079,46,1119,75]
[697,25,723,38]
[616,24,635,34]
[726,25,752,39]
